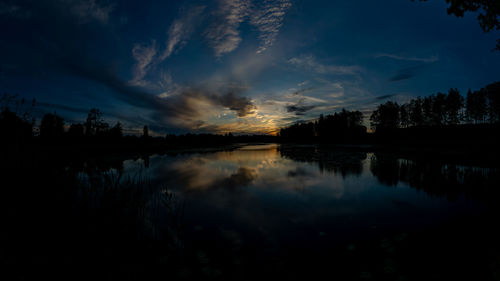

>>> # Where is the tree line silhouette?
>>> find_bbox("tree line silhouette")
[370,81,500,130]
[0,94,275,150]
[279,81,500,145]
[1,80,499,149]
[279,109,368,143]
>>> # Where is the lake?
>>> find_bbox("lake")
[2,143,500,280]
[121,144,499,280]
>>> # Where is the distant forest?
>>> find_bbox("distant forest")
[0,95,274,149]
[1,81,499,149]
[280,81,500,144]
[370,81,500,130]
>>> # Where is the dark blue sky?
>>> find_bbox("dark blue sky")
[1,0,499,135]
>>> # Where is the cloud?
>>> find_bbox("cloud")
[1,0,262,134]
[215,92,256,117]
[298,80,309,87]
[376,53,439,63]
[129,0,292,62]
[389,64,429,82]
[288,55,362,75]
[204,0,292,56]
[205,0,251,57]
[156,71,181,98]
[286,98,316,115]
[375,94,395,100]
[90,74,255,130]
[292,87,315,95]
[130,40,157,85]
[161,5,205,60]
[250,0,291,53]
[54,50,257,131]
[37,101,90,114]
[130,6,205,86]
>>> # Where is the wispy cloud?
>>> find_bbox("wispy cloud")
[156,71,181,98]
[204,0,291,57]
[292,87,315,96]
[298,80,310,87]
[130,40,157,86]
[130,6,204,86]
[250,0,291,53]
[376,53,439,63]
[375,94,395,100]
[389,64,430,82]
[205,0,251,57]
[37,101,89,114]
[161,5,205,60]
[288,55,362,75]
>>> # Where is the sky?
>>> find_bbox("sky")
[1,0,499,135]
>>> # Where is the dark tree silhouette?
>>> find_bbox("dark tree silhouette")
[0,95,35,143]
[409,97,424,126]
[109,122,123,139]
[400,103,410,128]
[85,108,109,136]
[0,109,33,143]
[68,123,85,138]
[40,113,64,139]
[486,81,500,123]
[466,89,487,123]
[370,101,400,130]
[280,109,366,142]
[431,92,447,126]
[445,88,464,125]
[422,96,433,125]
[369,81,499,146]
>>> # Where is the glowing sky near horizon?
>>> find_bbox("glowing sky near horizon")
[1,0,499,135]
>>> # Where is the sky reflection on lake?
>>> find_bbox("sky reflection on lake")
[121,144,494,255]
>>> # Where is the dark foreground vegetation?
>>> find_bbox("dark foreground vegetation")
[0,149,183,280]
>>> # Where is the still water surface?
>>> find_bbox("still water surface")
[113,143,499,279]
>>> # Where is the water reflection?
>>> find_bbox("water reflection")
[3,144,500,280]
[279,145,366,177]
[370,152,500,202]
[122,144,499,280]
[114,144,500,205]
